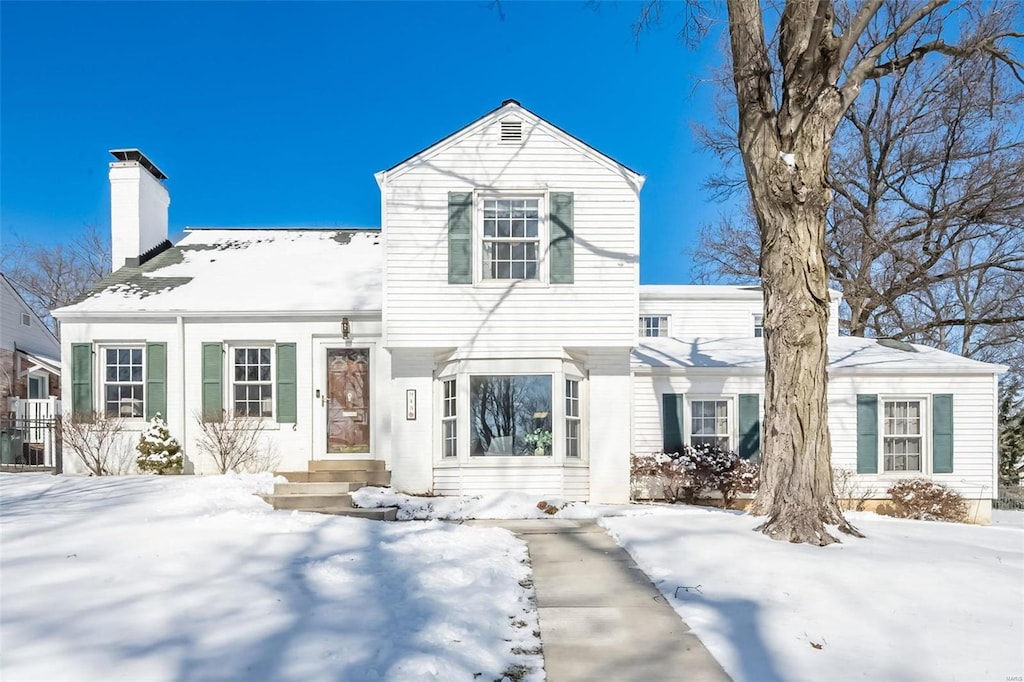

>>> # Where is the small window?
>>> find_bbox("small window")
[883,399,923,472]
[104,347,144,418]
[690,399,730,449]
[442,378,457,458]
[639,315,669,338]
[482,198,541,281]
[565,379,581,458]
[232,347,273,418]
[500,119,523,143]
[21,312,31,327]
[753,314,764,338]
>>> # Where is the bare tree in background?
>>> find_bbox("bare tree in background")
[644,0,1022,544]
[693,41,1024,378]
[1,226,110,337]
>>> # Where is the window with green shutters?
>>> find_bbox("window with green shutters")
[857,395,954,474]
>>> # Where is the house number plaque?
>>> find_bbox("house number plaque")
[406,389,416,420]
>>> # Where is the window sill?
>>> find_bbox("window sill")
[435,458,587,468]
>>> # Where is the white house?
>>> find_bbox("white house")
[52,101,1006,520]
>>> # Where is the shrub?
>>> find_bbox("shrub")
[833,468,875,511]
[886,479,967,522]
[135,413,183,475]
[62,412,133,475]
[193,411,279,474]
[630,445,760,507]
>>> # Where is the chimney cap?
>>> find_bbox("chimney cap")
[109,149,167,181]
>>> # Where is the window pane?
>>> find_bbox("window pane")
[131,366,142,382]
[470,375,552,456]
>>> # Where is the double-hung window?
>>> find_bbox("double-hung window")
[640,315,669,337]
[883,399,923,472]
[565,378,581,458]
[690,399,730,449]
[753,314,764,338]
[232,347,273,418]
[442,378,457,458]
[482,198,541,281]
[104,347,144,418]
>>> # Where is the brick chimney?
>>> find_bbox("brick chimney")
[109,149,170,270]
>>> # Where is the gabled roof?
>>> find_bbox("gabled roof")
[633,336,1008,375]
[1,273,59,346]
[53,229,382,316]
[377,99,644,185]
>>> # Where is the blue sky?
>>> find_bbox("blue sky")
[1,1,736,284]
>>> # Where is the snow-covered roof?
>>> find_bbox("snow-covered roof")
[54,229,381,316]
[633,336,1007,375]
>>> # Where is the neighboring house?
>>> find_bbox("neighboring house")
[1,272,62,466]
[52,101,1006,521]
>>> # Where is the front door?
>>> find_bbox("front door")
[324,348,371,454]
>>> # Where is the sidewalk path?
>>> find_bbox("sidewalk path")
[470,519,731,682]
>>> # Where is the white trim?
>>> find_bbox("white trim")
[226,343,276,420]
[639,314,670,338]
[878,395,931,476]
[685,395,736,451]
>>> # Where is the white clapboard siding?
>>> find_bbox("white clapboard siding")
[1,276,61,358]
[433,465,588,500]
[633,371,998,502]
[639,286,841,339]
[58,315,389,476]
[382,111,639,348]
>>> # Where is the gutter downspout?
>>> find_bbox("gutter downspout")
[177,315,187,473]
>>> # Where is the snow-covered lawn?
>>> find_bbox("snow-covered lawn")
[601,507,1024,682]
[0,474,542,682]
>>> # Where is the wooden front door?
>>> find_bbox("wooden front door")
[325,348,370,453]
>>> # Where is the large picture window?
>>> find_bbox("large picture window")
[690,399,730,449]
[883,399,923,472]
[470,375,552,456]
[104,347,144,417]
[482,198,541,281]
[232,347,273,418]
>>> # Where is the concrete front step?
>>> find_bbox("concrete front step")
[318,507,399,521]
[308,459,386,472]
[264,493,353,511]
[274,481,364,495]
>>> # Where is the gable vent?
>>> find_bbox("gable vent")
[500,119,523,143]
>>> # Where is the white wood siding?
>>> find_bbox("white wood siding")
[382,115,639,349]
[58,315,388,476]
[1,279,60,358]
[639,289,841,339]
[433,466,589,500]
[633,371,998,501]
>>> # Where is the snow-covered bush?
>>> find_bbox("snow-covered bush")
[630,445,760,507]
[135,413,183,475]
[886,479,967,522]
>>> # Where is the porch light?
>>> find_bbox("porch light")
[342,317,350,339]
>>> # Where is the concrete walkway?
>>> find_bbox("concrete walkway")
[471,519,731,682]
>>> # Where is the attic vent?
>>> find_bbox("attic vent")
[500,119,523,143]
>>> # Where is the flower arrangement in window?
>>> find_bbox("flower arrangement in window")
[524,429,553,456]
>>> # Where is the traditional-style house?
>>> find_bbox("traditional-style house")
[52,101,1005,521]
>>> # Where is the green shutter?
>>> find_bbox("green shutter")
[71,343,93,419]
[932,394,954,473]
[738,394,760,460]
[662,393,685,454]
[145,342,167,420]
[201,343,223,421]
[856,394,879,473]
[448,192,473,284]
[276,343,297,424]
[549,192,574,284]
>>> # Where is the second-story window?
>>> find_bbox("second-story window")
[640,315,669,337]
[753,314,764,338]
[482,198,541,280]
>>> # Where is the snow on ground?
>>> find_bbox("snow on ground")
[0,474,542,682]
[601,506,1024,682]
[351,486,673,521]
[991,508,1024,528]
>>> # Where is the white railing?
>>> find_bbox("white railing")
[16,398,61,433]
